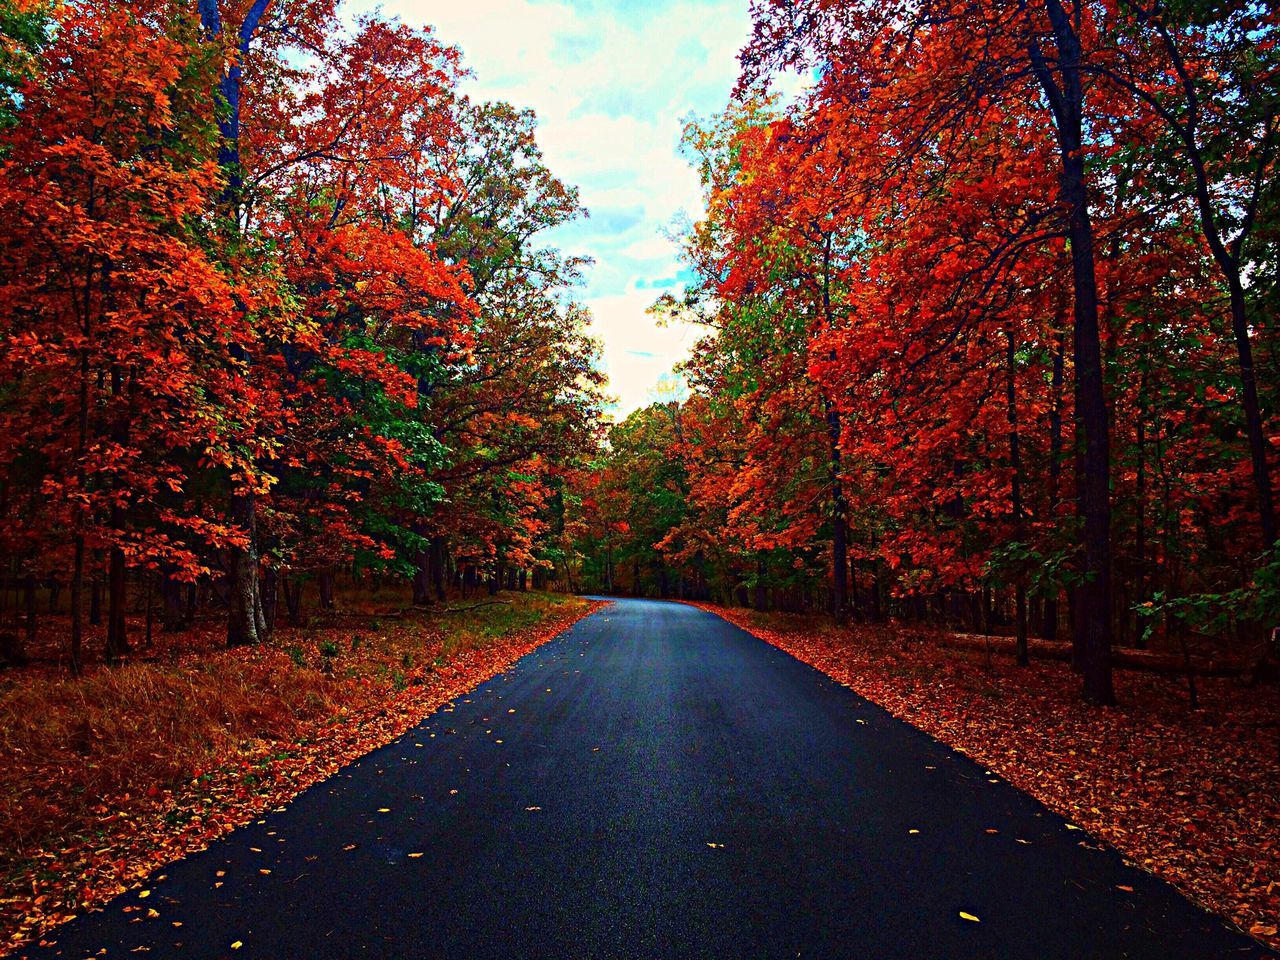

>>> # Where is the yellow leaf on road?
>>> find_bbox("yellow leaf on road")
[959,911,980,923]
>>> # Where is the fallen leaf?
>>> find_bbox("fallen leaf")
[959,911,980,923]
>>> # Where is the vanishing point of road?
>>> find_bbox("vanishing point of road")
[23,598,1271,959]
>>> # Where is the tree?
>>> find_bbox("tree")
[0,1,243,669]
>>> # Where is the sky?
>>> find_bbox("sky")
[347,0,798,417]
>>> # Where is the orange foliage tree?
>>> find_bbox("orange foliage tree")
[0,0,604,666]
[571,0,1278,705]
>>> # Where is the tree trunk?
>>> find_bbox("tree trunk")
[1225,275,1277,548]
[1156,16,1278,549]
[21,573,34,660]
[162,567,187,632]
[105,542,127,662]
[827,401,850,626]
[201,0,271,649]
[819,236,850,625]
[227,489,262,646]
[89,571,102,627]
[1135,368,1149,649]
[430,537,447,602]
[261,564,278,633]
[1,575,33,666]
[70,536,85,675]
[318,569,335,611]
[1006,324,1029,667]
[412,546,431,606]
[1029,0,1115,704]
[283,576,303,625]
[144,572,155,648]
[411,523,436,605]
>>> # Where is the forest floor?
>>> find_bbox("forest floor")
[692,602,1280,951]
[0,589,599,954]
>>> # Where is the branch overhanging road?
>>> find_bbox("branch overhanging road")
[23,599,1272,959]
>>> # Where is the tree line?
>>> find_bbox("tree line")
[0,0,604,671]
[569,0,1279,704]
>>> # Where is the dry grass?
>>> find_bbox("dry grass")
[0,589,591,949]
[0,646,339,857]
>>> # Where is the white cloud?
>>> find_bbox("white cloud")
[348,0,799,414]
[588,291,704,415]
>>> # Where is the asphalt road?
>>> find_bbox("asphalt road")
[23,598,1271,959]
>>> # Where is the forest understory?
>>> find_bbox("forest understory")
[0,588,599,954]
[694,602,1280,952]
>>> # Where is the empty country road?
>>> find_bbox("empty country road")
[23,599,1270,960]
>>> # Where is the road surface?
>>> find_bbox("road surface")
[23,598,1270,959]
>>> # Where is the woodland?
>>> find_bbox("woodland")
[570,0,1280,707]
[0,0,1279,950]
[0,0,604,670]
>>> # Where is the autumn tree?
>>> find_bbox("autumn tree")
[0,1,246,669]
